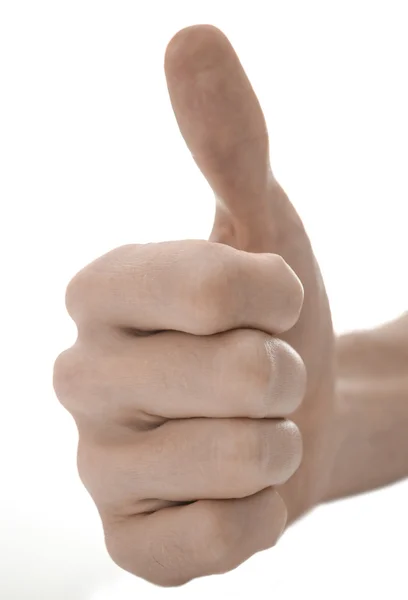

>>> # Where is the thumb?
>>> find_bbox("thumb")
[164,25,275,243]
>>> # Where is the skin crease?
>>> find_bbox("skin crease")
[53,25,408,587]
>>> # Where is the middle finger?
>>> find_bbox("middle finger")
[59,328,306,425]
[78,417,302,513]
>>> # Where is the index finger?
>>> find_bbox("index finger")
[66,239,303,336]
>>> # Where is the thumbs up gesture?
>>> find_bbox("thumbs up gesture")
[53,25,336,587]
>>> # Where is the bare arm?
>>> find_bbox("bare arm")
[325,312,408,502]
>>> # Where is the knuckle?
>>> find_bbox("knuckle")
[65,267,91,321]
[53,347,96,417]
[64,244,130,323]
[53,348,82,409]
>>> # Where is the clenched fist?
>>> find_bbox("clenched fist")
[53,25,336,586]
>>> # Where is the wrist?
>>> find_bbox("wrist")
[323,325,408,503]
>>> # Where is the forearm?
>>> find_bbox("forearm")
[325,313,408,502]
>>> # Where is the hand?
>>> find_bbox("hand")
[53,25,336,586]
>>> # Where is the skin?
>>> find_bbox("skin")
[53,25,408,587]
[328,311,408,500]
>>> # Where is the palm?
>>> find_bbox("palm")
[166,25,336,521]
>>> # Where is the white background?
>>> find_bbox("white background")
[1,1,407,599]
